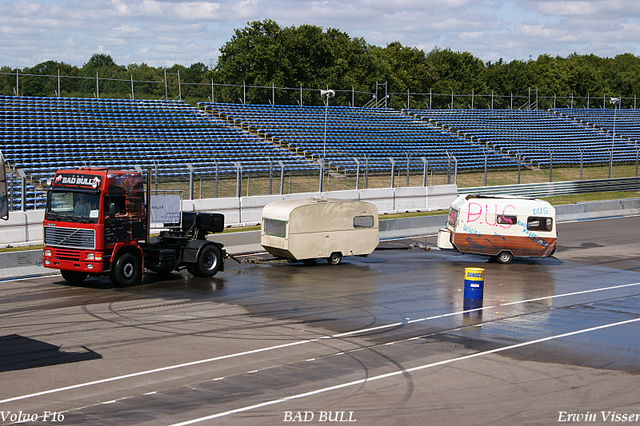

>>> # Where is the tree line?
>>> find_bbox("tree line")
[2,19,640,109]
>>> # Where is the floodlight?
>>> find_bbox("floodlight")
[320,89,335,98]
[610,97,620,105]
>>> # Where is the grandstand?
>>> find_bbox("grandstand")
[199,102,517,172]
[0,95,315,181]
[408,108,639,167]
[2,94,640,210]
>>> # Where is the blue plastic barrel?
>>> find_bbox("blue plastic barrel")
[464,267,484,301]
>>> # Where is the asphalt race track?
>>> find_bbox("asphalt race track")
[1,216,640,426]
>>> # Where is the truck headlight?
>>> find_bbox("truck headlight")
[44,249,52,257]
[86,253,102,261]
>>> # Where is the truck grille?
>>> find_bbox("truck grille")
[44,226,95,249]
[54,249,82,261]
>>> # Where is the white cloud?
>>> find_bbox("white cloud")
[0,0,640,68]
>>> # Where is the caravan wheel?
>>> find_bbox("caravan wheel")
[328,252,343,265]
[496,251,514,264]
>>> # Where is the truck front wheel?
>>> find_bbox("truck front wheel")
[110,253,142,287]
[61,270,88,284]
[195,245,222,277]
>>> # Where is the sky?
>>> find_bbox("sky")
[1,0,640,69]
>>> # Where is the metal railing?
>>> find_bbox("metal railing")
[461,177,640,198]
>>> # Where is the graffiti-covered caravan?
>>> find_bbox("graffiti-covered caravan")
[437,194,557,263]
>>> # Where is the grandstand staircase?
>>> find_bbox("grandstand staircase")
[404,110,527,169]
[199,107,317,167]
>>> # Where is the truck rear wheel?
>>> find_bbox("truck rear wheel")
[195,245,222,277]
[61,270,88,284]
[110,253,142,287]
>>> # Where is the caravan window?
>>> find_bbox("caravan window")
[354,215,374,228]
[497,214,517,226]
[447,209,458,227]
[264,218,287,237]
[527,217,553,232]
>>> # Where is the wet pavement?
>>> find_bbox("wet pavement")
[0,216,639,425]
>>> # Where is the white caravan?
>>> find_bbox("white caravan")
[261,197,379,265]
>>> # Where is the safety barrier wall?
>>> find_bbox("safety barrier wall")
[183,185,458,227]
[462,177,640,198]
[3,197,640,280]
[0,184,458,246]
[4,185,638,247]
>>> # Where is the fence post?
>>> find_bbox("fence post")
[153,159,158,194]
[353,158,360,190]
[446,152,452,184]
[453,155,458,185]
[18,169,26,212]
[364,155,370,189]
[549,150,553,182]
[318,159,324,193]
[8,167,14,212]
[268,158,273,195]
[278,161,285,195]
[177,69,182,101]
[234,162,242,198]
[483,151,488,186]
[406,154,411,187]
[389,157,396,188]
[421,157,428,187]
[187,163,194,200]
[214,160,219,198]
[517,152,521,184]
[579,149,584,180]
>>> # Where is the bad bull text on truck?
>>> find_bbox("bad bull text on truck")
[42,167,227,287]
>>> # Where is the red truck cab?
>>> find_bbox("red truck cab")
[43,168,147,285]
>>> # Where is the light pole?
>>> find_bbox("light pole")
[609,97,620,179]
[319,89,335,193]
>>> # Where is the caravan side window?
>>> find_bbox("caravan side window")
[496,214,517,225]
[354,215,374,228]
[264,218,287,237]
[527,217,553,232]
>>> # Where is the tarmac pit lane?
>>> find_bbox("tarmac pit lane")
[1,216,640,425]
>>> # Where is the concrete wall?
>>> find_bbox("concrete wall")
[182,184,458,227]
[3,197,640,280]
[0,184,458,246]
[1,210,44,246]
[554,198,640,221]
[9,187,639,248]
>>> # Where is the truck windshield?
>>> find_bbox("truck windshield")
[45,191,101,224]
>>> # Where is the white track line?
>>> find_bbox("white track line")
[169,316,640,425]
[1,281,639,405]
